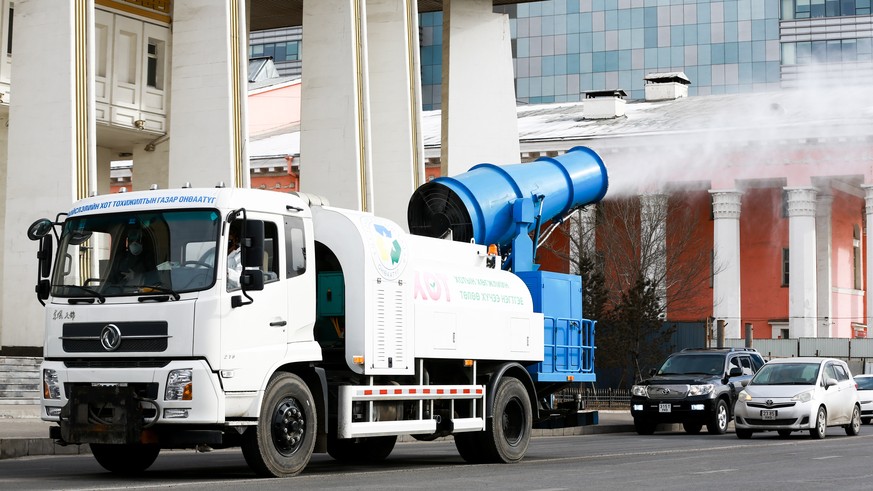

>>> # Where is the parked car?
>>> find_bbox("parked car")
[630,348,765,435]
[852,373,873,424]
[734,357,861,439]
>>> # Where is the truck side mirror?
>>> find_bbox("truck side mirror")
[36,279,51,300]
[38,236,53,278]
[242,220,265,271]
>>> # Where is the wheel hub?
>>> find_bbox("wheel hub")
[272,397,305,456]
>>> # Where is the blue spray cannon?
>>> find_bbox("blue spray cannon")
[408,146,608,272]
[408,147,609,385]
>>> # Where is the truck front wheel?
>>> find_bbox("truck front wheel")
[242,372,316,477]
[90,443,160,475]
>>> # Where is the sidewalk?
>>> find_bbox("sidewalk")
[0,405,639,460]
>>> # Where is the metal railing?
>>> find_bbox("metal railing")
[555,386,631,409]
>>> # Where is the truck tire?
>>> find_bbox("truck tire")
[481,376,532,463]
[454,432,487,464]
[90,443,160,475]
[327,435,397,463]
[241,372,316,477]
[706,399,729,434]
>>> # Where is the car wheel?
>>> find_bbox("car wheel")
[845,405,861,436]
[706,399,729,435]
[809,406,827,439]
[682,422,702,434]
[634,417,656,435]
[777,429,792,437]
[735,428,753,439]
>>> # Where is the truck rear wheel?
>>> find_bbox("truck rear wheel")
[90,443,160,475]
[484,376,532,463]
[327,435,397,463]
[242,372,316,477]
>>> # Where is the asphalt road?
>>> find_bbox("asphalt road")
[2,429,873,490]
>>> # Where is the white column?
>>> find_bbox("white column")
[785,187,817,338]
[863,185,873,332]
[168,0,249,189]
[441,0,520,176]
[640,194,667,314]
[710,190,742,339]
[366,0,424,228]
[300,0,373,212]
[815,192,833,337]
[2,0,96,348]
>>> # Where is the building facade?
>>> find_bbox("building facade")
[419,0,873,108]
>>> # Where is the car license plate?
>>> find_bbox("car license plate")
[761,409,777,420]
[659,403,671,413]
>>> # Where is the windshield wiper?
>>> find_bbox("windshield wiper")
[133,284,180,301]
[62,285,106,304]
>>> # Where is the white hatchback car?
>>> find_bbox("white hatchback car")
[734,357,861,439]
[853,374,873,424]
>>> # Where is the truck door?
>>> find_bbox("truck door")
[221,216,288,392]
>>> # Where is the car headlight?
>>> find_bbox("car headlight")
[43,369,61,400]
[791,390,813,403]
[165,369,193,401]
[631,385,648,397]
[687,384,714,396]
[737,390,752,402]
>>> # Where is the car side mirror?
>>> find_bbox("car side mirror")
[824,377,838,388]
[729,367,743,377]
[740,379,750,387]
[648,368,657,377]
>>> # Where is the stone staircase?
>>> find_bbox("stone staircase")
[0,357,42,418]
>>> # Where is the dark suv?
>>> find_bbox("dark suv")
[630,348,765,435]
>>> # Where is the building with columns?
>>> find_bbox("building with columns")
[0,0,532,355]
[419,81,873,341]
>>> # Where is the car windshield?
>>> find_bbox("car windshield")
[51,210,222,297]
[657,354,724,376]
[750,362,820,386]
[855,377,873,391]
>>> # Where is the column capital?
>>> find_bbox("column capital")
[709,189,742,219]
[784,187,817,218]
[862,185,873,213]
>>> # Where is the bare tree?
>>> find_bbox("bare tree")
[540,192,716,387]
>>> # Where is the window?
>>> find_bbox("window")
[263,221,279,282]
[782,248,790,286]
[6,5,12,55]
[834,364,850,381]
[146,41,158,88]
[854,224,862,290]
[284,216,307,278]
[739,356,754,375]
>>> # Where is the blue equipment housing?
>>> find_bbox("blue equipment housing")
[407,146,608,387]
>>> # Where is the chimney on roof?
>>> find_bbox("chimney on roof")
[644,72,690,101]
[583,89,627,119]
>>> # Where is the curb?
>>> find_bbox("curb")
[0,437,90,460]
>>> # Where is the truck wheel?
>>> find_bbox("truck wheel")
[634,417,656,435]
[327,435,397,463]
[482,376,532,463]
[241,372,316,477]
[706,399,729,434]
[90,443,160,475]
[454,432,487,463]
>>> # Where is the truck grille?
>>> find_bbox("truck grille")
[61,322,169,353]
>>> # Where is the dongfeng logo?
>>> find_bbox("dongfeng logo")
[100,324,122,351]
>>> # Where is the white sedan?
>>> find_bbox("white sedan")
[734,357,861,439]
[854,374,873,424]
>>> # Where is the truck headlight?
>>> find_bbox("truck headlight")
[165,369,193,401]
[631,385,648,397]
[43,369,61,400]
[687,384,714,396]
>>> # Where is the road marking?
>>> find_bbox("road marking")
[812,455,840,460]
[693,469,738,474]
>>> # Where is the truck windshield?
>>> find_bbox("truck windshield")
[51,210,222,297]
